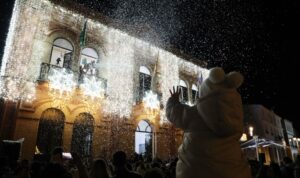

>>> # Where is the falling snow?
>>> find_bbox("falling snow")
[69,0,295,120]
[64,0,287,105]
[0,0,298,125]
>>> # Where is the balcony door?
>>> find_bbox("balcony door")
[50,38,73,69]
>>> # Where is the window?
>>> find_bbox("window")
[138,66,151,101]
[135,120,152,156]
[71,113,94,158]
[50,38,73,68]
[191,84,198,104]
[36,108,65,154]
[179,80,188,104]
[80,48,99,76]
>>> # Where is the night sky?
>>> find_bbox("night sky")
[0,0,299,131]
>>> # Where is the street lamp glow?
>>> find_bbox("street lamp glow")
[240,133,247,142]
[249,126,254,137]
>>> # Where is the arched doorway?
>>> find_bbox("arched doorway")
[36,108,65,154]
[71,113,94,158]
[135,120,152,157]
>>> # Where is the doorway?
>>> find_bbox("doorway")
[135,120,152,157]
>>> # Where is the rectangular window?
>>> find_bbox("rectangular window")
[191,89,197,104]
[180,86,189,104]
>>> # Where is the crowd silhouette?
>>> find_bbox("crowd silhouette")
[0,146,299,178]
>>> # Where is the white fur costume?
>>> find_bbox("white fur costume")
[166,67,251,178]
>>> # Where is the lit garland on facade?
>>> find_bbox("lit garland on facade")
[80,76,105,99]
[0,0,213,160]
[143,90,160,110]
[0,0,19,76]
[102,28,135,118]
[0,0,209,120]
[48,68,76,95]
[0,76,36,102]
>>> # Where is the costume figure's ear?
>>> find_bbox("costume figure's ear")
[225,71,244,88]
[208,67,225,84]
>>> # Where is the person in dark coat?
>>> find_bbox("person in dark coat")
[112,151,142,178]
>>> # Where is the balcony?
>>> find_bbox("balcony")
[38,62,107,97]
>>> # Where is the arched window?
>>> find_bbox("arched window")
[179,79,188,103]
[71,113,94,158]
[191,84,198,104]
[36,108,65,154]
[80,48,99,76]
[135,120,152,156]
[138,66,151,101]
[50,38,73,68]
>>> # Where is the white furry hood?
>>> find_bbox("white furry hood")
[196,67,244,137]
[199,67,243,98]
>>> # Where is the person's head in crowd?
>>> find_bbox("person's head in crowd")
[113,151,127,168]
[89,159,111,178]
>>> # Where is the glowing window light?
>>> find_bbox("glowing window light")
[48,68,76,94]
[143,91,159,110]
[80,76,105,98]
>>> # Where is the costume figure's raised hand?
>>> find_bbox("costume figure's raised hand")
[169,86,181,102]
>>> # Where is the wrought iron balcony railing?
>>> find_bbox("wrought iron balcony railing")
[38,62,107,94]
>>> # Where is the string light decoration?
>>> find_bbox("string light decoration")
[0,0,19,76]
[48,68,76,96]
[102,28,135,118]
[0,0,209,121]
[143,90,160,110]
[0,76,36,102]
[0,0,215,160]
[80,76,105,99]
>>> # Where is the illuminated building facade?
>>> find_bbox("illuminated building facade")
[0,0,208,160]
[241,105,286,165]
[282,119,299,161]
